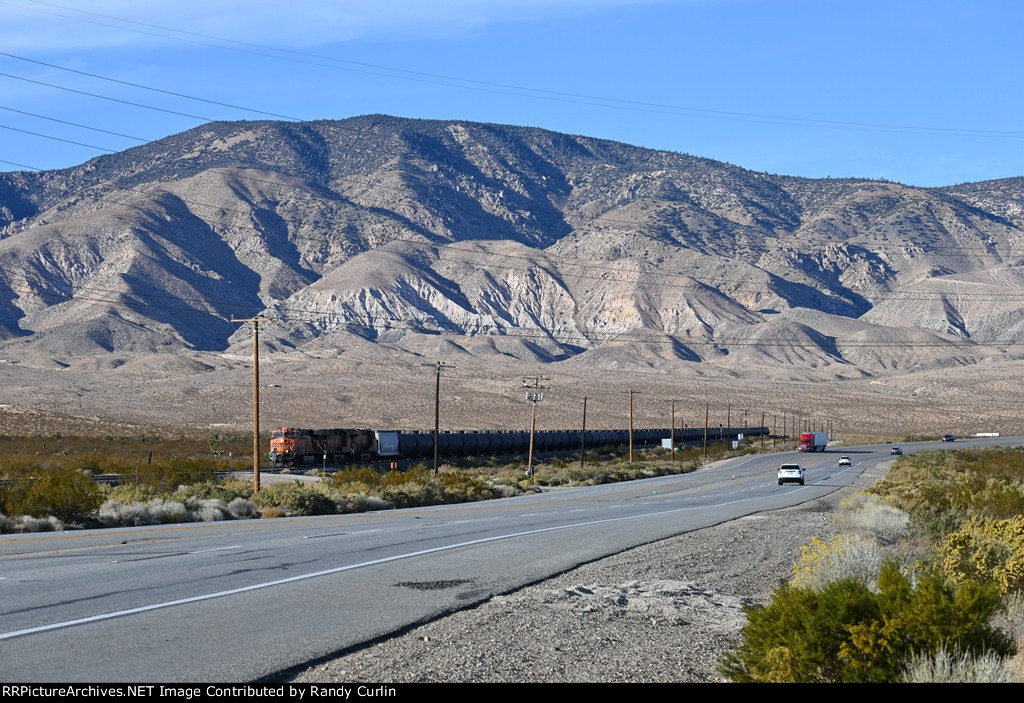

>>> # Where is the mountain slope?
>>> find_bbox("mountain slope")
[1,115,1021,376]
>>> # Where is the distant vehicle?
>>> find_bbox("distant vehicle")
[798,432,828,453]
[839,456,851,466]
[942,434,955,442]
[891,447,903,456]
[778,463,805,486]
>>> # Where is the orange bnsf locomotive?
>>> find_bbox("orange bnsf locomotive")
[269,428,389,467]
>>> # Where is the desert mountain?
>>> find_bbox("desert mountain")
[1,114,1022,377]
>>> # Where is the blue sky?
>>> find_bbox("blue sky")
[0,0,1020,187]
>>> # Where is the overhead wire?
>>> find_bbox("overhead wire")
[0,105,149,142]
[3,1,1022,139]
[0,14,1022,353]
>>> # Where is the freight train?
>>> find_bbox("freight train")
[269,426,768,467]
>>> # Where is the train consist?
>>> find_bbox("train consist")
[269,425,768,467]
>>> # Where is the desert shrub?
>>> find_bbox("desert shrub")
[252,481,335,516]
[381,482,435,509]
[380,467,431,487]
[436,471,499,502]
[790,535,885,591]
[98,476,259,526]
[1,466,103,521]
[940,515,1024,594]
[336,494,388,513]
[106,482,160,503]
[67,455,120,475]
[183,497,231,521]
[564,465,606,485]
[902,647,1013,683]
[227,497,260,519]
[0,512,64,533]
[329,467,381,493]
[721,561,1013,683]
[173,480,250,504]
[98,499,150,526]
[220,477,254,499]
[870,448,1024,538]
[135,458,215,493]
[489,482,523,498]
[98,498,190,526]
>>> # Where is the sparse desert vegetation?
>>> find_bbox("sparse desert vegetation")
[721,446,1024,683]
[0,431,764,531]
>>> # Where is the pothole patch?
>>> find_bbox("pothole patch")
[394,579,474,591]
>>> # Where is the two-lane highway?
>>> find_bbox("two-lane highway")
[0,436,1015,681]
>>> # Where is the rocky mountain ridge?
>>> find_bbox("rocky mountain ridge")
[1,114,1023,377]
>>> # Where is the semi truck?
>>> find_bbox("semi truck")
[798,431,828,452]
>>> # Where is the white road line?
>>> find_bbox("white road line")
[0,491,810,642]
[191,546,242,553]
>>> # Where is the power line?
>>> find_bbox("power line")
[0,51,304,122]
[0,158,40,171]
[0,122,118,152]
[0,105,149,141]
[0,70,217,123]
[4,0,1022,139]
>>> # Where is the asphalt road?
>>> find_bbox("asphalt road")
[0,436,1014,681]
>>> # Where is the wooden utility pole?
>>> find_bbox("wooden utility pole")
[761,411,766,449]
[668,400,683,461]
[580,396,587,469]
[232,316,263,493]
[423,361,454,475]
[523,376,549,476]
[671,400,676,461]
[628,389,637,464]
[703,402,709,459]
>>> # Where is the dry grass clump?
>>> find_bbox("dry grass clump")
[902,648,1014,683]
[0,512,64,533]
[790,534,885,591]
[97,495,260,526]
[834,492,910,544]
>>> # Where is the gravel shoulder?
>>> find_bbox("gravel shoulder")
[289,459,888,683]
